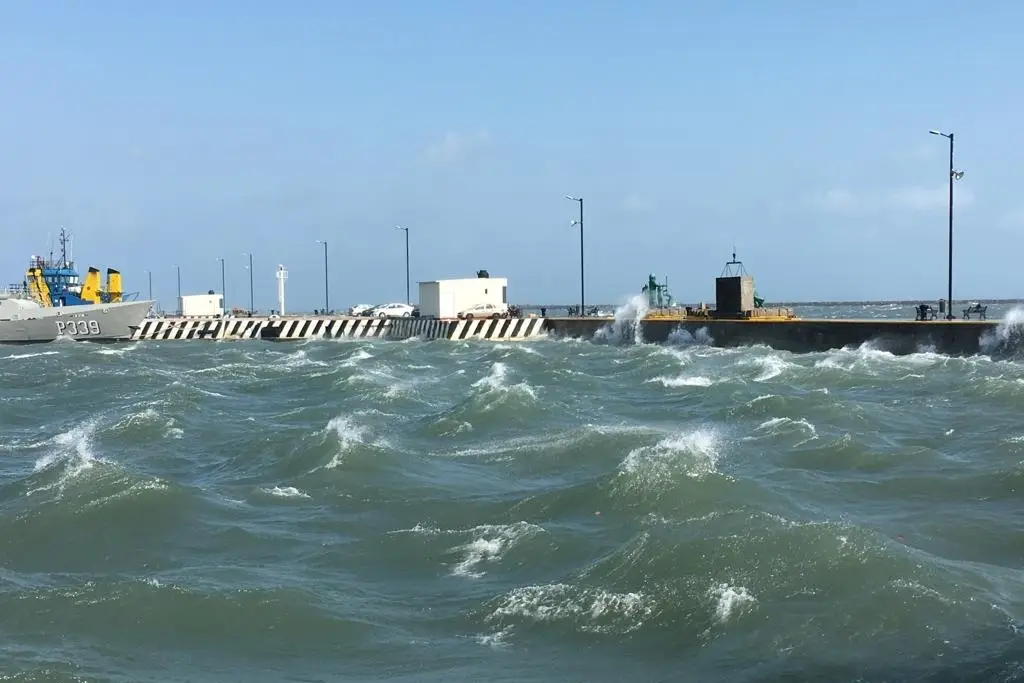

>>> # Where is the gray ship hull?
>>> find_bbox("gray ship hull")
[0,300,153,344]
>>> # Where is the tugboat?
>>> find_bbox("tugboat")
[0,228,153,343]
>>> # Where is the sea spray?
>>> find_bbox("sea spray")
[594,295,650,345]
[979,306,1024,357]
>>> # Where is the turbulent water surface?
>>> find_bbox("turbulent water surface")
[2,304,1024,682]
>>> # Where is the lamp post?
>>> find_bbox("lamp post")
[242,252,254,313]
[565,195,584,316]
[217,257,226,314]
[315,240,329,312]
[929,129,964,320]
[395,225,410,304]
[145,269,152,301]
[175,264,181,315]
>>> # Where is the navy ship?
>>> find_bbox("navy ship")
[0,228,153,343]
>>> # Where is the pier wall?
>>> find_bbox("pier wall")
[543,317,1004,356]
[131,316,547,342]
[130,314,1013,356]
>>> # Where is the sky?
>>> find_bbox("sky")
[1,0,1023,311]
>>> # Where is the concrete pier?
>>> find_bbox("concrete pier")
[130,315,547,342]
[544,316,1008,356]
[128,313,1017,356]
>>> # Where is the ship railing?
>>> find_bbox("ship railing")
[2,284,30,297]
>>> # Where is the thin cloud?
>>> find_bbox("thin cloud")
[423,129,490,165]
[887,185,975,212]
[803,185,973,215]
[806,188,859,214]
[997,207,1024,231]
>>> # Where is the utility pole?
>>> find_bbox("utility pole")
[217,257,226,315]
[243,252,254,313]
[316,240,329,312]
[929,130,964,320]
[396,225,410,304]
[565,195,584,316]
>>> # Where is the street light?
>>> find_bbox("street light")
[217,257,226,315]
[565,195,584,316]
[315,240,329,313]
[242,252,254,314]
[929,129,965,320]
[175,264,181,315]
[145,269,152,301]
[395,225,410,304]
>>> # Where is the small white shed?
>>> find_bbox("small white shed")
[418,276,508,318]
[179,293,224,317]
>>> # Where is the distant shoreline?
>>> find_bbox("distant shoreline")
[520,299,1024,309]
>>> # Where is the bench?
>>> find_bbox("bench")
[962,303,987,320]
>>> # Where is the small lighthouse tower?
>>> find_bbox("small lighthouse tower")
[275,264,288,315]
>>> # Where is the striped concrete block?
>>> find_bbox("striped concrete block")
[259,317,389,341]
[386,317,453,340]
[130,315,549,342]
[130,318,265,341]
[447,317,547,341]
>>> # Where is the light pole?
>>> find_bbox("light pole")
[175,264,181,314]
[315,240,329,313]
[929,130,964,320]
[395,225,410,304]
[242,252,254,313]
[217,257,226,314]
[565,195,584,316]
[145,269,152,301]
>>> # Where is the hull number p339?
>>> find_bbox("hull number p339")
[56,319,101,336]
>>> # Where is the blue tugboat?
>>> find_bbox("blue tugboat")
[17,227,140,307]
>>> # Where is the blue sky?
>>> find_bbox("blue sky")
[2,0,1023,310]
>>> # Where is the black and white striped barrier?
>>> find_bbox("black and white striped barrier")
[131,318,265,341]
[130,316,548,342]
[443,317,547,341]
[260,317,388,340]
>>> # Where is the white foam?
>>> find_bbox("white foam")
[27,419,107,497]
[1,350,60,360]
[470,361,537,406]
[709,582,757,623]
[620,428,723,484]
[647,375,713,388]
[262,485,310,499]
[450,521,544,578]
[487,583,653,634]
[319,415,370,469]
[748,416,818,444]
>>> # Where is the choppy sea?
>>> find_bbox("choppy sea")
[2,302,1024,682]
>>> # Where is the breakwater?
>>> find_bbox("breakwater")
[544,316,1011,356]
[128,313,1020,356]
[131,315,548,342]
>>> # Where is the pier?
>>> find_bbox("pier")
[130,314,547,343]
[542,316,1003,356]
[129,313,1009,356]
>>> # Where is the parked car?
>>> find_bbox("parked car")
[370,302,416,317]
[457,302,510,319]
[348,304,373,316]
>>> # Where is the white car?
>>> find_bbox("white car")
[457,302,509,319]
[348,304,373,316]
[371,302,415,317]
